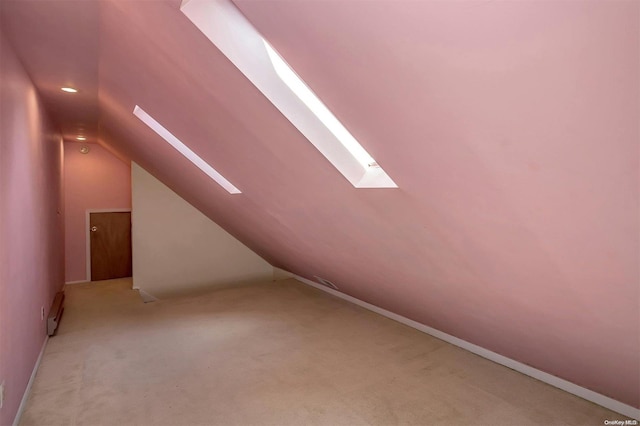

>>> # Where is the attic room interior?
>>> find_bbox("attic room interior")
[0,0,638,425]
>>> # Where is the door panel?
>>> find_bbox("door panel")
[90,212,132,281]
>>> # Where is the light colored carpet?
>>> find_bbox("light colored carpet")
[19,278,621,426]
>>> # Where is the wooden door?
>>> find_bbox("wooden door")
[90,212,132,281]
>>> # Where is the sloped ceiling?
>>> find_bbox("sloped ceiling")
[1,0,637,408]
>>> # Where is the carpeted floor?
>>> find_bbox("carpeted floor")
[19,278,622,425]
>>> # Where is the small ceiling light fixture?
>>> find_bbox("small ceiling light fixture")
[79,145,90,154]
[76,136,87,141]
[61,87,78,93]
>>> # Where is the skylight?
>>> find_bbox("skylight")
[180,0,397,188]
[133,105,241,194]
[263,41,377,170]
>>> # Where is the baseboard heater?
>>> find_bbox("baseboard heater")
[47,291,64,336]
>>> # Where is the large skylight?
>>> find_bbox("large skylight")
[133,105,241,194]
[180,0,397,188]
[263,41,377,170]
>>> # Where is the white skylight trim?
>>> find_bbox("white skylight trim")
[263,41,377,170]
[180,0,397,188]
[133,105,241,194]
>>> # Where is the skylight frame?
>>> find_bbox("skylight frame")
[180,0,397,188]
[133,105,241,194]
[262,41,378,170]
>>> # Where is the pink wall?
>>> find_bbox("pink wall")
[0,0,637,413]
[99,0,639,408]
[0,32,65,426]
[64,142,131,282]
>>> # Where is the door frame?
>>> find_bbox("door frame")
[85,208,132,281]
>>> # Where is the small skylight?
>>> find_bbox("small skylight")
[180,0,397,188]
[133,105,241,194]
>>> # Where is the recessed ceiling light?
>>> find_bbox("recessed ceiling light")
[76,136,86,141]
[61,87,78,93]
[133,106,241,194]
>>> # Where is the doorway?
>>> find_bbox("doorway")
[89,211,132,281]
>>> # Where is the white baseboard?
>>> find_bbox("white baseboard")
[292,273,640,420]
[65,280,89,285]
[12,336,48,426]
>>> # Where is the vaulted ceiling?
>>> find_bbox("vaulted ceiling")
[1,0,637,408]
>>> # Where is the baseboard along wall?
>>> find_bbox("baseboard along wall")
[18,271,639,422]
[12,337,48,426]
[288,271,639,420]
